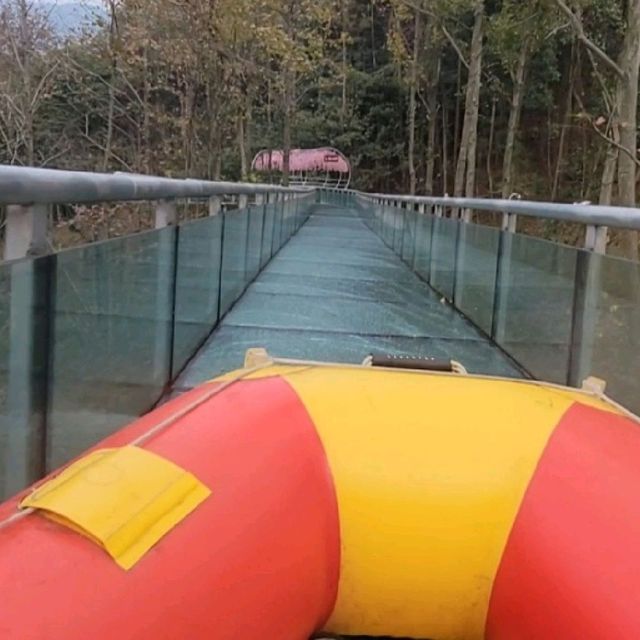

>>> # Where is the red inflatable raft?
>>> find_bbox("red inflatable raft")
[0,354,640,639]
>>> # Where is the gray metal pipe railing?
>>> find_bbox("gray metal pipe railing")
[0,165,308,205]
[319,187,640,416]
[360,192,640,231]
[1,168,317,497]
[0,165,312,262]
[331,188,640,255]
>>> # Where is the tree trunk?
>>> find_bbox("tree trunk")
[425,102,437,195]
[454,0,484,200]
[141,47,151,173]
[616,0,640,260]
[453,57,462,172]
[442,93,449,195]
[552,43,576,201]
[238,111,248,180]
[282,67,294,186]
[599,122,619,205]
[501,43,528,198]
[102,1,117,172]
[182,78,196,175]
[341,0,348,129]
[408,11,422,195]
[487,97,497,196]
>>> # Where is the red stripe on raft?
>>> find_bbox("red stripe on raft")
[486,403,640,640]
[0,377,340,639]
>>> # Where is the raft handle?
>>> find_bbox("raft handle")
[364,354,467,374]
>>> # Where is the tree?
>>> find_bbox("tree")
[555,0,640,258]
[453,0,484,203]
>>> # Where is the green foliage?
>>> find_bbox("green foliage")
[0,0,634,201]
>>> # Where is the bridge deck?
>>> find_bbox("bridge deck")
[176,204,522,389]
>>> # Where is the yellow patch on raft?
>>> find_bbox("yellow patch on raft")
[220,363,619,639]
[21,446,211,570]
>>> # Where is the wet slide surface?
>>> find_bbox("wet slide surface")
[177,204,522,389]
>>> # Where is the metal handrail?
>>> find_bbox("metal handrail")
[0,165,316,261]
[0,165,310,206]
[349,189,640,232]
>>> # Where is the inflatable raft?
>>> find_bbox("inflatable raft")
[1,351,639,639]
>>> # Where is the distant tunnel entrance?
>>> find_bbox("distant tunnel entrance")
[252,147,351,189]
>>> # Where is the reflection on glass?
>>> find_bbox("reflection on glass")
[49,229,176,469]
[455,223,500,335]
[173,216,223,377]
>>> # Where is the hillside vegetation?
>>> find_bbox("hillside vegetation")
[1,0,639,256]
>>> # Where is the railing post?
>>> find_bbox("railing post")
[501,212,518,233]
[238,194,249,210]
[155,199,178,229]
[153,200,178,386]
[4,203,50,261]
[3,254,54,496]
[491,224,516,345]
[454,211,470,310]
[567,225,609,387]
[2,203,52,496]
[208,195,221,217]
[584,225,608,254]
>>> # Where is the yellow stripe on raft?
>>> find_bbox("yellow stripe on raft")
[259,365,616,639]
[22,447,211,570]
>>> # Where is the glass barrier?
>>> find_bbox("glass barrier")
[570,252,640,411]
[219,208,249,316]
[454,223,500,336]
[261,203,276,268]
[0,256,52,498]
[49,229,176,469]
[246,205,265,283]
[430,217,458,302]
[401,206,417,267]
[272,201,284,254]
[0,194,311,499]
[353,195,640,415]
[173,215,223,377]
[414,213,433,282]
[494,234,577,384]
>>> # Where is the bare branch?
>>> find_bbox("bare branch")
[573,90,640,167]
[441,24,469,70]
[80,132,133,171]
[400,0,469,69]
[553,0,625,79]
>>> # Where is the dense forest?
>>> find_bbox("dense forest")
[1,0,640,256]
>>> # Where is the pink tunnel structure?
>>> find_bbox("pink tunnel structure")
[251,148,351,189]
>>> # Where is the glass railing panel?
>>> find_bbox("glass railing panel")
[392,207,404,255]
[373,205,383,236]
[493,234,577,384]
[246,205,265,283]
[381,206,393,247]
[430,217,459,301]
[455,223,500,335]
[280,200,291,248]
[172,215,223,377]
[414,214,433,280]
[0,256,51,497]
[48,228,176,469]
[401,207,417,266]
[272,203,283,254]
[261,203,276,268]
[571,252,640,413]
[0,264,9,482]
[219,209,249,316]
